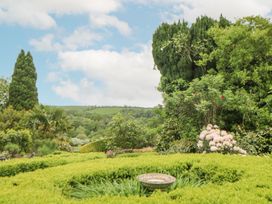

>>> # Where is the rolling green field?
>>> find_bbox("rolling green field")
[0,153,271,204]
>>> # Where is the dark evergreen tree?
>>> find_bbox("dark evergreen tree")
[152,15,231,94]
[218,14,231,28]
[152,20,192,82]
[8,50,38,110]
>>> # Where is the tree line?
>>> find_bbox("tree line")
[153,15,271,154]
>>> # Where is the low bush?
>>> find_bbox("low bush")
[37,140,57,156]
[167,139,197,153]
[236,127,272,155]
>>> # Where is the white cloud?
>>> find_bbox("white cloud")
[0,0,131,35]
[53,44,162,107]
[132,0,272,22]
[29,34,61,52]
[30,27,102,52]
[90,14,132,36]
[53,80,80,101]
[62,27,102,50]
[173,0,272,22]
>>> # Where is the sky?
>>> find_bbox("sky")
[0,0,272,107]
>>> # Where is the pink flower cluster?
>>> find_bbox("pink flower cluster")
[197,124,247,154]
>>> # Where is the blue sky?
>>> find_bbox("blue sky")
[1,0,272,107]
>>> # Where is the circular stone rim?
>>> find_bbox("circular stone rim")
[136,173,176,188]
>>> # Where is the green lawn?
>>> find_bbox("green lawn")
[0,153,271,204]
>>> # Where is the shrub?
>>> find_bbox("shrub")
[235,127,272,155]
[4,143,20,156]
[167,139,197,153]
[197,124,246,154]
[109,113,147,149]
[0,129,32,154]
[37,141,57,156]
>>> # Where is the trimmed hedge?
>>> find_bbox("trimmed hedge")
[0,152,104,177]
[0,153,271,204]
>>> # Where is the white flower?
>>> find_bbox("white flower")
[223,141,228,146]
[213,136,221,143]
[207,124,213,131]
[220,130,227,136]
[199,131,207,140]
[239,149,247,155]
[223,135,230,141]
[205,134,211,141]
[209,141,215,146]
[210,146,218,152]
[197,141,203,148]
[214,129,221,135]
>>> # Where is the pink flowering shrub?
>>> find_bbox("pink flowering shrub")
[197,124,247,154]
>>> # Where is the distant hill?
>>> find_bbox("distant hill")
[50,106,154,115]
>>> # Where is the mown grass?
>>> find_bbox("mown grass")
[0,153,271,204]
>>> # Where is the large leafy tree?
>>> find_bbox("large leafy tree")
[203,16,272,130]
[154,16,271,153]
[8,50,38,110]
[109,113,146,149]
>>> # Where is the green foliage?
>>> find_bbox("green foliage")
[4,143,20,156]
[203,16,272,131]
[0,129,32,154]
[8,50,38,110]
[167,139,197,153]
[152,20,193,82]
[0,78,9,111]
[154,16,271,153]
[157,74,225,151]
[109,113,147,149]
[236,127,272,155]
[0,106,27,130]
[37,140,57,156]
[0,105,71,155]
[152,16,224,93]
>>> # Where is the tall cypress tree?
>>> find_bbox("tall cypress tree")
[8,50,38,110]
